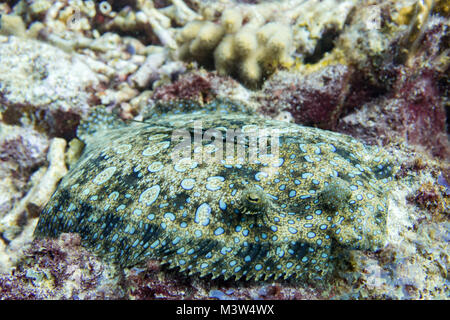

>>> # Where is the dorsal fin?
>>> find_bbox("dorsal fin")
[143,98,253,120]
[78,99,254,141]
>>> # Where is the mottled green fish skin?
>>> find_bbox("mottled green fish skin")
[34,100,394,281]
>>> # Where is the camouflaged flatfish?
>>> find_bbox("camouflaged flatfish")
[34,100,394,281]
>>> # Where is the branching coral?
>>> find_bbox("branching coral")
[177,8,294,87]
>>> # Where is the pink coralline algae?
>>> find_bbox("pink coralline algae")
[125,264,326,300]
[338,66,449,159]
[0,233,123,299]
[0,127,49,215]
[126,262,198,300]
[0,37,100,141]
[337,15,449,159]
[259,64,351,130]
[407,181,448,215]
[1,102,83,141]
[152,73,215,103]
[396,70,447,158]
[260,12,448,159]
[0,233,330,300]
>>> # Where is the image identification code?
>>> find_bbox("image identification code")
[176,304,275,317]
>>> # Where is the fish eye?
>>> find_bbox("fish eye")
[247,192,260,203]
[240,188,270,215]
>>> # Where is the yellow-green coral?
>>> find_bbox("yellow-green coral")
[177,18,293,87]
[175,0,356,87]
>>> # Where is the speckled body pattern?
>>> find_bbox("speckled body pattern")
[35,100,394,281]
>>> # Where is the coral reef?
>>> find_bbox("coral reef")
[0,137,67,272]
[0,0,448,300]
[152,72,215,102]
[0,125,49,216]
[0,233,329,300]
[34,99,394,282]
[0,36,99,140]
[0,13,26,37]
[0,233,122,299]
[255,0,449,160]
[176,0,356,87]
[337,10,449,159]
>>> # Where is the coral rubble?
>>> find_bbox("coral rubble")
[0,0,448,300]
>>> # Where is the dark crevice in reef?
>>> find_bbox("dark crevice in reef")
[303,28,340,65]
[107,0,138,11]
[3,0,20,7]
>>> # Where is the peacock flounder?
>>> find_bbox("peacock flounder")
[34,99,394,281]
